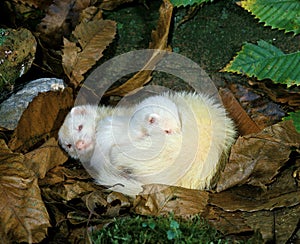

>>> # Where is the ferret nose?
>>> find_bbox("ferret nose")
[75,140,85,150]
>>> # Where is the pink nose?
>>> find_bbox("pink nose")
[75,140,86,150]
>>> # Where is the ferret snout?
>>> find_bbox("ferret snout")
[75,140,87,150]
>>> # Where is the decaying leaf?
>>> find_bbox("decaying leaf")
[0,139,50,243]
[133,184,209,217]
[216,120,300,192]
[62,9,117,87]
[219,88,261,136]
[8,87,73,152]
[105,0,173,96]
[24,137,68,179]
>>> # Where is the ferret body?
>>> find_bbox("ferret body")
[110,91,236,192]
[58,92,236,196]
[89,96,182,195]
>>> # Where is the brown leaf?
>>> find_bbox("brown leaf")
[36,0,74,45]
[219,88,261,136]
[99,0,135,10]
[24,137,68,179]
[204,206,252,235]
[0,139,50,243]
[210,185,300,212]
[104,0,173,97]
[53,180,99,201]
[62,13,117,86]
[82,191,108,215]
[8,88,74,152]
[216,120,300,192]
[133,184,209,218]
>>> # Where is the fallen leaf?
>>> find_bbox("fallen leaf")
[133,184,209,218]
[104,0,173,96]
[37,0,74,46]
[204,206,252,235]
[210,185,300,212]
[24,137,68,179]
[62,9,117,87]
[0,139,50,243]
[216,120,300,192]
[219,88,261,136]
[99,0,135,10]
[8,87,74,152]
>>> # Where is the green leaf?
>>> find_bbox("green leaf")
[170,0,213,7]
[283,111,300,133]
[222,40,300,87]
[240,0,300,35]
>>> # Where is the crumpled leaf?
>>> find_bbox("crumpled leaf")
[216,120,300,192]
[62,8,116,87]
[133,184,209,217]
[105,0,173,97]
[24,137,68,179]
[8,87,73,152]
[0,139,50,243]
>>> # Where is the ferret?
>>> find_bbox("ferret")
[59,92,236,196]
[89,96,183,195]
[110,91,236,193]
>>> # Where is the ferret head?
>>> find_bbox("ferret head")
[58,105,98,163]
[133,96,181,136]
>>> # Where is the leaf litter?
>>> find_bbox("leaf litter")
[0,0,299,243]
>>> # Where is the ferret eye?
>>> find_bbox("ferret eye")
[78,125,83,131]
[66,144,72,148]
[165,129,171,134]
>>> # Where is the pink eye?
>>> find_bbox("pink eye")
[78,125,83,131]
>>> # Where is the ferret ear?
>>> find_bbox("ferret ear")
[71,106,87,116]
[147,113,160,124]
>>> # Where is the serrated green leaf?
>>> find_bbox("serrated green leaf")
[283,111,300,133]
[170,0,213,7]
[222,40,300,87]
[241,0,300,35]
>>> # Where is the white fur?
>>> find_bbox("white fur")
[58,92,236,196]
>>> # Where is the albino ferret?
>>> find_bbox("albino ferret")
[89,96,182,195]
[58,92,236,196]
[110,91,236,193]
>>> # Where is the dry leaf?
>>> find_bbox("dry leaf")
[216,120,300,192]
[8,88,74,152]
[37,0,74,46]
[133,184,209,218]
[82,191,108,215]
[204,206,252,235]
[99,0,135,10]
[0,140,50,243]
[210,185,300,212]
[62,14,117,86]
[104,0,173,96]
[219,88,261,135]
[24,137,68,179]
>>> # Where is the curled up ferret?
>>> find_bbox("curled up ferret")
[58,92,237,196]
